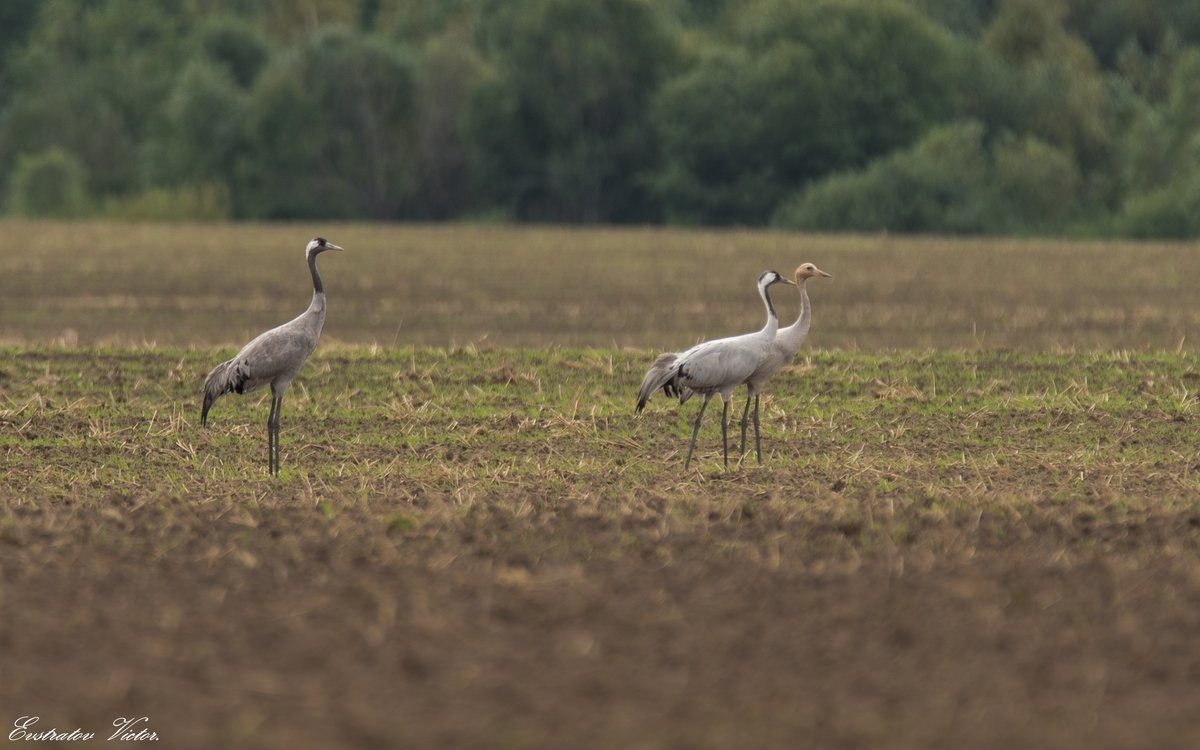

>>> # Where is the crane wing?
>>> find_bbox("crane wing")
[675,333,767,392]
[200,322,317,425]
[638,330,772,412]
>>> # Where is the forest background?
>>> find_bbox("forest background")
[2,0,1200,237]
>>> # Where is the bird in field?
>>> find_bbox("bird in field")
[201,237,344,476]
[739,262,832,464]
[636,270,796,470]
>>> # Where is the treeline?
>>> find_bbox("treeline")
[2,0,1200,236]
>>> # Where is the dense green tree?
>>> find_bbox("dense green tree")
[240,28,419,219]
[0,0,40,80]
[389,0,479,41]
[1112,28,1187,104]
[980,0,1110,166]
[195,15,273,88]
[735,0,964,159]
[1111,48,1200,236]
[649,47,787,225]
[651,0,962,224]
[147,59,248,194]
[0,0,185,200]
[1064,0,1200,68]
[463,0,676,222]
[988,133,1083,232]
[1113,173,1200,238]
[775,122,990,233]
[0,0,1196,234]
[6,147,90,217]
[661,0,731,25]
[412,27,486,219]
[902,0,1000,36]
[1116,48,1200,190]
[775,120,1080,235]
[134,16,269,216]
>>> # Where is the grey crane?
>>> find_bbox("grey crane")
[739,262,832,464]
[636,270,796,470]
[201,236,344,476]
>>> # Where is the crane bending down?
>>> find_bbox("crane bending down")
[201,237,343,476]
[739,263,831,464]
[636,270,796,470]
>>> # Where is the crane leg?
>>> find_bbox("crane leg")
[739,392,753,458]
[721,397,730,469]
[683,395,711,471]
[266,396,277,476]
[753,394,762,465]
[271,396,283,476]
[266,395,283,476]
[268,397,274,476]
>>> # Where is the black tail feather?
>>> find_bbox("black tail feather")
[201,359,235,426]
[636,353,689,413]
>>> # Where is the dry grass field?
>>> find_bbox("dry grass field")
[2,221,1200,749]
[2,220,1199,350]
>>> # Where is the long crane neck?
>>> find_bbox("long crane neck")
[794,278,811,336]
[774,278,812,353]
[758,281,780,337]
[306,250,327,315]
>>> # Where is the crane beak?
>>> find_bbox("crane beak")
[324,242,345,252]
[817,269,832,278]
[780,277,798,286]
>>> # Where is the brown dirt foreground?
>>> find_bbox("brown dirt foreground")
[7,498,1200,750]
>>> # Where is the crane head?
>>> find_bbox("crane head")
[306,237,345,257]
[795,263,832,281]
[758,270,797,289]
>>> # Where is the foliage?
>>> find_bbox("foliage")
[774,121,1081,234]
[147,58,249,195]
[102,182,231,221]
[1112,169,1200,238]
[651,0,962,224]
[988,133,1084,231]
[195,14,273,88]
[1064,0,1200,67]
[0,0,39,73]
[6,147,90,217]
[240,27,420,219]
[411,27,488,219]
[0,0,1198,234]
[902,0,1000,36]
[1109,48,1200,236]
[980,0,1110,167]
[649,46,782,225]
[463,0,676,222]
[0,0,185,199]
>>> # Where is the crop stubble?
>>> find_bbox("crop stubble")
[2,343,1199,748]
[2,222,1200,748]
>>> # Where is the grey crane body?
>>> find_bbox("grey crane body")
[636,270,795,470]
[201,237,343,475]
[739,263,831,463]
